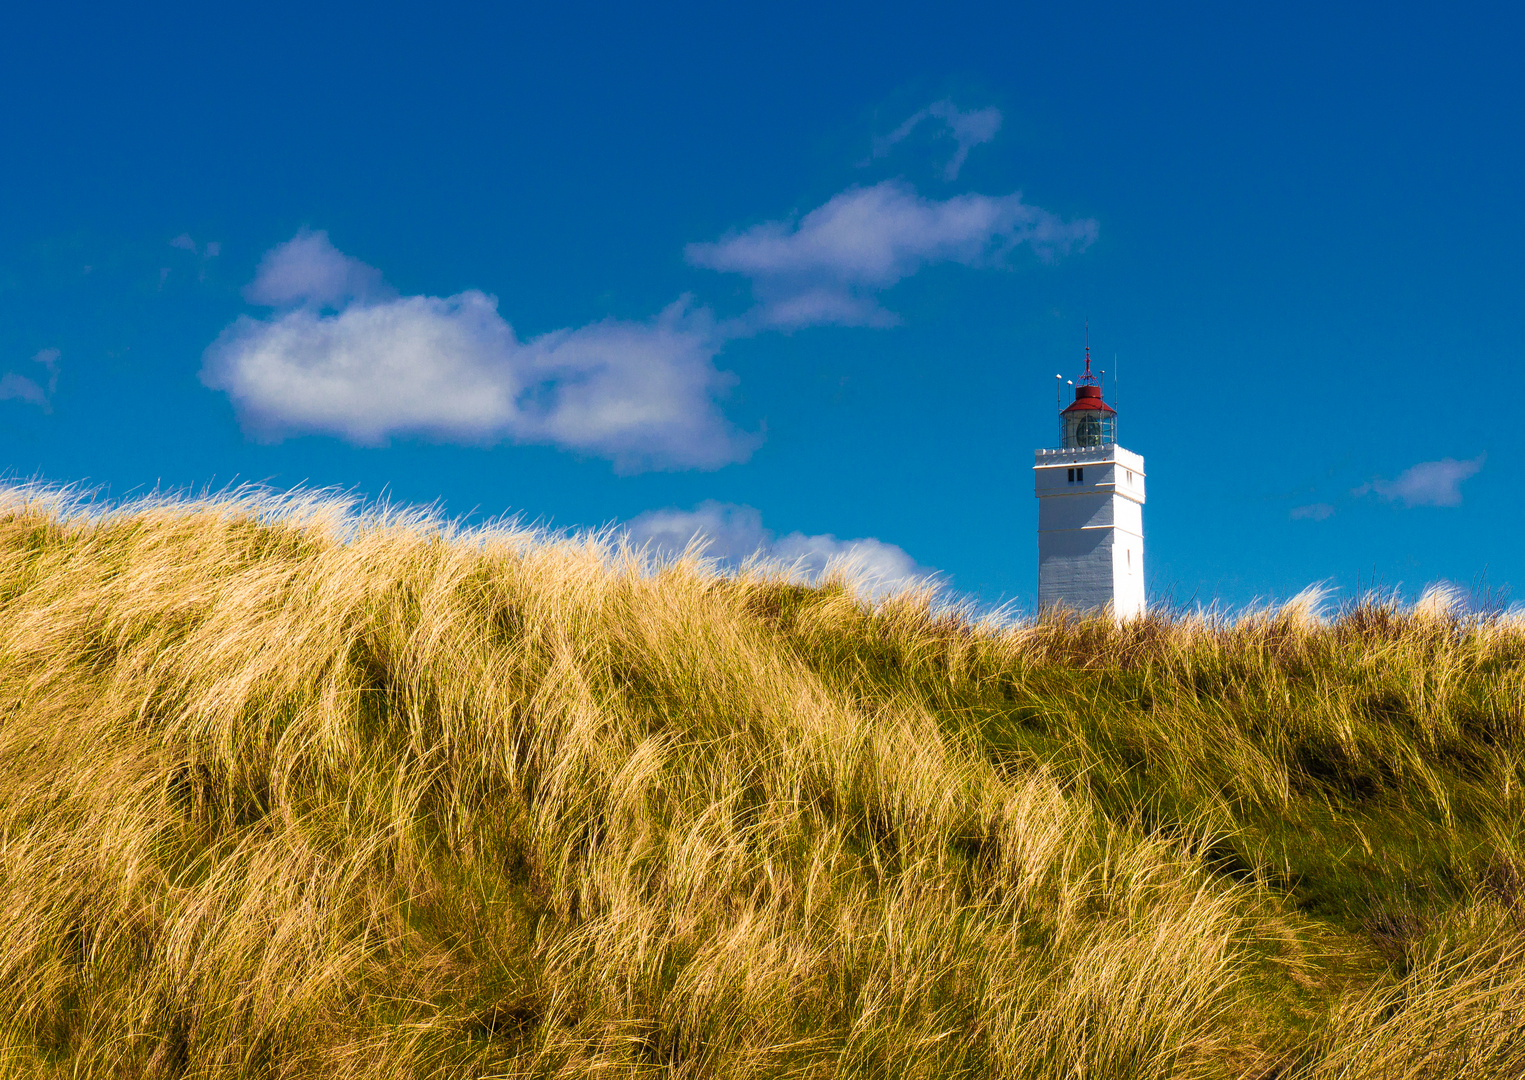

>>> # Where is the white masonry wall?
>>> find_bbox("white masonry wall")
[1033,445,1146,619]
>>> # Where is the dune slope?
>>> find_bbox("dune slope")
[2,490,1523,1078]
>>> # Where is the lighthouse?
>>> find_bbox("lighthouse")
[1033,337,1146,619]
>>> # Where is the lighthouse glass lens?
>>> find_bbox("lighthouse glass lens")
[1076,417,1101,447]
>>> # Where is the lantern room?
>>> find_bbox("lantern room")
[1058,343,1116,448]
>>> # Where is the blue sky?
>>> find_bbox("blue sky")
[2,1,1521,610]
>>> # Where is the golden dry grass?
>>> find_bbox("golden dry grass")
[1,486,1523,1077]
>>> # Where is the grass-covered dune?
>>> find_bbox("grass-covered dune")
[3,489,1524,1079]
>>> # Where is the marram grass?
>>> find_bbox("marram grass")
[1,487,1523,1078]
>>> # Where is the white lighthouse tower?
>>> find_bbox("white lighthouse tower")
[1033,337,1146,619]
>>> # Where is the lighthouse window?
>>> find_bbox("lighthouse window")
[1067,468,1075,482]
[1076,467,1084,482]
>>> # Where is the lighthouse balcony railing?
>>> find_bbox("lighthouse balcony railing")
[1033,443,1143,471]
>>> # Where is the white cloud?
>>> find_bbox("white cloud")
[769,531,924,592]
[0,348,60,411]
[204,232,754,471]
[625,501,769,563]
[623,500,928,597]
[169,233,197,252]
[685,179,1097,328]
[1354,454,1485,508]
[872,100,1004,181]
[210,176,1096,469]
[1290,502,1335,521]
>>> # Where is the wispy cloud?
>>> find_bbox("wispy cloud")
[871,100,1003,180]
[170,233,221,257]
[167,233,222,284]
[1290,502,1335,521]
[203,231,756,471]
[686,179,1096,328]
[1354,454,1485,508]
[243,228,385,308]
[0,348,60,412]
[0,373,47,408]
[624,500,928,596]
